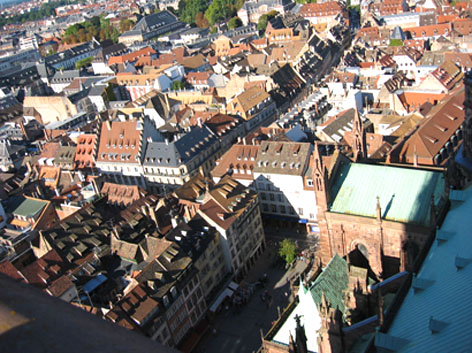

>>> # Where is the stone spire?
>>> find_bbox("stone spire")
[294,314,308,353]
[352,109,367,161]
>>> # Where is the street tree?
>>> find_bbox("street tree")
[279,238,297,265]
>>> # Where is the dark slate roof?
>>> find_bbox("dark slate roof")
[45,40,100,66]
[41,200,114,264]
[134,10,181,33]
[320,108,355,140]
[88,84,106,97]
[270,64,304,98]
[35,62,56,79]
[165,215,216,262]
[0,62,37,78]
[143,126,217,167]
[51,70,81,83]
[268,16,286,30]
[391,26,406,40]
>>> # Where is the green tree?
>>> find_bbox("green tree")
[204,0,236,25]
[171,80,186,90]
[90,16,101,28]
[119,18,135,32]
[227,16,242,29]
[279,239,297,265]
[257,10,278,34]
[178,0,208,24]
[75,56,94,69]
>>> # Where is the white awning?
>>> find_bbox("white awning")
[228,281,238,291]
[209,288,234,312]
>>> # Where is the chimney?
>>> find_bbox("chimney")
[171,216,179,228]
[165,93,170,112]
[378,291,384,326]
[148,205,158,226]
[141,205,148,216]
[376,196,382,223]
[413,144,418,167]
[90,177,100,195]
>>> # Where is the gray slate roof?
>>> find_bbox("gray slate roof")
[134,10,181,33]
[143,126,217,167]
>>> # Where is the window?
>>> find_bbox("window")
[277,194,282,202]
[269,193,275,201]
[261,192,266,200]
[271,205,277,212]
[280,205,286,214]
[163,295,170,307]
[298,208,304,216]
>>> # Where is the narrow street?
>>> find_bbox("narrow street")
[195,243,309,353]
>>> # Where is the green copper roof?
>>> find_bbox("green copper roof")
[310,253,348,315]
[12,197,47,218]
[329,163,444,226]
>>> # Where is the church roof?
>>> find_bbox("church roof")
[309,253,348,315]
[270,253,348,352]
[379,186,472,352]
[329,163,444,226]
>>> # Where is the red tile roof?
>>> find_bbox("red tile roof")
[211,143,259,181]
[40,142,61,160]
[20,249,68,289]
[405,23,451,38]
[186,71,210,85]
[108,47,156,66]
[74,134,97,169]
[299,1,344,17]
[0,261,26,282]
[205,113,241,137]
[101,182,146,207]
[391,86,465,165]
[96,121,142,164]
